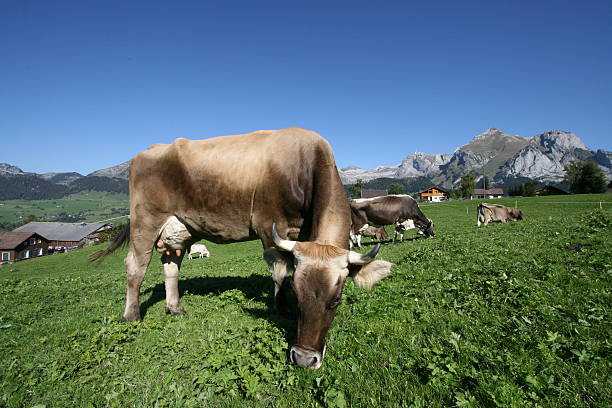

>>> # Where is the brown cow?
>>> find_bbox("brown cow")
[477,203,523,227]
[350,195,434,246]
[91,127,391,370]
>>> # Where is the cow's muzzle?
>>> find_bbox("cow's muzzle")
[290,345,325,370]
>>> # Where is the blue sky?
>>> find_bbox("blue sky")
[1,0,611,175]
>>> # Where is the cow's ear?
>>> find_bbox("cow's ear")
[348,260,392,291]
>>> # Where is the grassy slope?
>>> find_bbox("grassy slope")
[0,191,129,225]
[0,194,610,407]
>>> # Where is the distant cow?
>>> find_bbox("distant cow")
[187,244,210,259]
[350,195,434,247]
[363,226,389,241]
[477,203,523,227]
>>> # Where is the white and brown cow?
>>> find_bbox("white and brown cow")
[477,203,523,227]
[91,127,391,370]
[349,195,434,246]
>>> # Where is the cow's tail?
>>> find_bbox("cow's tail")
[89,223,131,262]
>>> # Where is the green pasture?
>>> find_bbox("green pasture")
[0,191,129,226]
[0,194,610,407]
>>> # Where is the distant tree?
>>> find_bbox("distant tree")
[564,161,607,194]
[508,182,539,197]
[460,174,476,199]
[348,179,365,198]
[523,182,539,197]
[508,184,522,197]
[388,183,406,195]
[449,189,462,200]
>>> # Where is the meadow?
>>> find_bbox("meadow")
[0,194,610,407]
[0,191,129,226]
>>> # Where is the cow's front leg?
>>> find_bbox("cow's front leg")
[263,248,294,315]
[162,250,186,315]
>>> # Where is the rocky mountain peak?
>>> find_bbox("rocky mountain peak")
[531,130,587,151]
[472,127,504,141]
[0,163,25,175]
[87,160,131,179]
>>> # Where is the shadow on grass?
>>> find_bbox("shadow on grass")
[140,274,298,346]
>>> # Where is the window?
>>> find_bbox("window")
[1,252,9,261]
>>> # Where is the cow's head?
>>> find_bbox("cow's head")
[420,218,435,237]
[511,208,523,221]
[272,224,391,370]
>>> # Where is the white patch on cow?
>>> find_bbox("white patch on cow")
[388,194,415,200]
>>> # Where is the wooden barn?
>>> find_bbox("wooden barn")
[0,231,50,263]
[471,188,505,199]
[13,222,111,249]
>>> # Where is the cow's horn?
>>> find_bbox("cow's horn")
[348,243,380,265]
[272,223,297,252]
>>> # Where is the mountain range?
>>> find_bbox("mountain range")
[1,128,610,200]
[0,162,129,200]
[338,128,612,188]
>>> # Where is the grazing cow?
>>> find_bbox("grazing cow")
[91,127,392,370]
[350,195,434,246]
[187,243,210,259]
[477,203,523,227]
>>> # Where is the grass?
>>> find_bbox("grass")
[0,191,129,225]
[0,194,610,407]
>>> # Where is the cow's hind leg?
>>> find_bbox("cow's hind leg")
[156,216,194,316]
[162,251,187,315]
[124,237,155,322]
[263,248,294,314]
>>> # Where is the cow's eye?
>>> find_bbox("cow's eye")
[327,296,342,309]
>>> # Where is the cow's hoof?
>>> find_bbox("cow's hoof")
[123,313,142,322]
[165,305,186,316]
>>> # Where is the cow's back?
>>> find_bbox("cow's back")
[129,127,349,245]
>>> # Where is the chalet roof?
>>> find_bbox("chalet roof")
[361,189,388,199]
[0,231,39,250]
[13,222,110,242]
[419,186,449,194]
[535,185,568,194]
[473,188,504,195]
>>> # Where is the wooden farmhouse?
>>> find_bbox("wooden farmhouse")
[0,231,50,264]
[13,222,112,249]
[419,186,449,202]
[471,188,505,199]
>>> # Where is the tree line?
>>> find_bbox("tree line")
[0,174,128,200]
